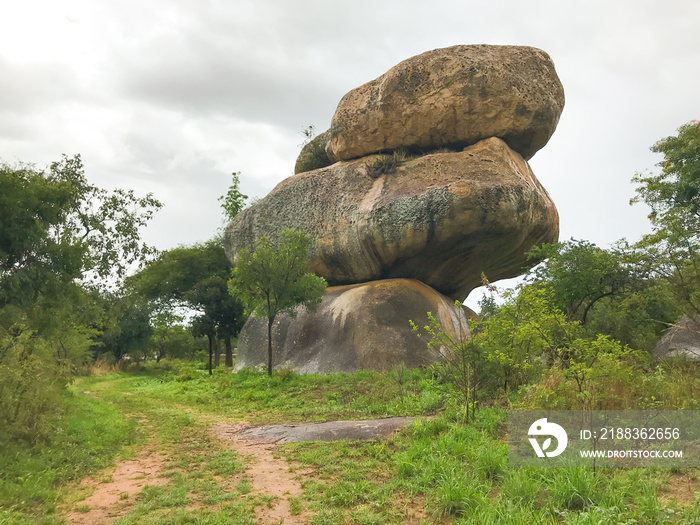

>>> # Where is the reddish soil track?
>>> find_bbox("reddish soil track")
[212,422,313,524]
[66,448,167,525]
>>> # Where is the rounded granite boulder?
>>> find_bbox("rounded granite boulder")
[294,129,336,174]
[224,137,559,301]
[234,279,472,374]
[328,44,565,161]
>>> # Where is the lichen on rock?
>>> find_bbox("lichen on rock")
[224,137,558,301]
[224,44,565,373]
[328,44,564,161]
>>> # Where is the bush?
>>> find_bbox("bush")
[0,318,92,442]
[0,388,135,521]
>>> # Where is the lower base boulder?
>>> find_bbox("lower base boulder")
[234,278,472,374]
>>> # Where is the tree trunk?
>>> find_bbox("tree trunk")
[214,337,221,368]
[224,338,233,367]
[208,334,213,376]
[267,316,274,377]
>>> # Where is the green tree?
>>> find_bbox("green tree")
[128,239,230,308]
[528,240,643,325]
[131,160,250,371]
[228,229,327,376]
[631,121,700,229]
[186,276,244,374]
[411,302,484,420]
[96,294,153,362]
[526,240,673,350]
[0,300,96,441]
[631,121,700,319]
[0,155,160,440]
[581,284,676,352]
[149,312,193,362]
[478,283,576,393]
[218,172,248,223]
[129,240,245,372]
[0,155,161,306]
[190,314,218,371]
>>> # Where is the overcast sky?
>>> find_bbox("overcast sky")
[2,0,699,305]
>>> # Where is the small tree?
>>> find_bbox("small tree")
[191,314,217,374]
[128,239,245,372]
[149,312,192,362]
[186,276,244,374]
[219,172,248,223]
[97,294,153,362]
[228,229,327,376]
[298,124,316,148]
[528,240,643,325]
[411,302,483,421]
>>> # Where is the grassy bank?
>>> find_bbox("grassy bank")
[0,389,137,525]
[1,362,698,524]
[284,410,699,524]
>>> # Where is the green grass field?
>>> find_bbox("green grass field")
[1,362,698,524]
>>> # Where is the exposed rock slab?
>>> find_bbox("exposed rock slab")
[225,137,559,301]
[328,44,564,161]
[654,316,700,360]
[225,417,420,444]
[234,279,470,374]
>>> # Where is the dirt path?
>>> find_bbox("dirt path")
[66,416,416,524]
[66,448,167,525]
[212,422,313,524]
[210,417,418,524]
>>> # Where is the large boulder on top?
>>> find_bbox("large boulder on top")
[224,137,558,301]
[234,279,471,373]
[328,44,565,161]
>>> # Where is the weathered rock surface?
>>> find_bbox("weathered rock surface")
[328,44,564,161]
[654,316,700,360]
[229,417,420,443]
[234,279,470,374]
[294,129,336,174]
[224,137,558,301]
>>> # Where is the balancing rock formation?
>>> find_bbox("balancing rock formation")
[224,44,564,374]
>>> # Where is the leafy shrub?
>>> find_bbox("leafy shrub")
[0,317,92,442]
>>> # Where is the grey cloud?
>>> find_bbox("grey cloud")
[116,51,341,129]
[2,0,700,288]
[0,55,80,115]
